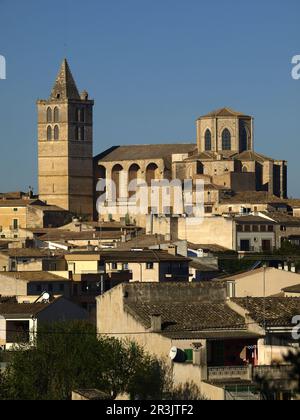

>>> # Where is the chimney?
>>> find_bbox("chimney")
[192,343,203,366]
[168,245,177,256]
[150,314,162,332]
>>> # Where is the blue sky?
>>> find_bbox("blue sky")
[0,0,299,196]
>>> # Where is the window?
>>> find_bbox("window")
[205,206,213,214]
[75,126,79,141]
[237,225,243,232]
[123,263,129,271]
[54,107,60,123]
[184,349,193,363]
[112,262,118,270]
[47,126,52,141]
[13,208,18,212]
[244,225,251,232]
[227,282,236,298]
[252,225,259,232]
[80,108,85,122]
[54,125,59,141]
[146,262,154,270]
[280,225,287,232]
[240,127,248,152]
[80,127,85,141]
[36,284,42,293]
[75,126,84,141]
[76,108,84,122]
[222,129,231,150]
[260,225,267,232]
[6,321,29,344]
[268,225,274,232]
[240,240,250,252]
[13,219,18,230]
[204,129,212,151]
[47,107,52,123]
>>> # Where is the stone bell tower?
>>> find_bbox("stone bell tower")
[37,59,94,218]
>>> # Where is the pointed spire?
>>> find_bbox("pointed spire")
[50,59,80,100]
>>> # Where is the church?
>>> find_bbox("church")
[37,59,287,221]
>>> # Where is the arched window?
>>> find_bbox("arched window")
[222,129,231,151]
[146,163,159,186]
[54,125,59,141]
[47,108,52,123]
[54,107,60,123]
[76,108,85,122]
[75,127,84,141]
[204,129,212,151]
[47,126,52,141]
[240,127,248,152]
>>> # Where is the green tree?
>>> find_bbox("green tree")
[0,321,167,401]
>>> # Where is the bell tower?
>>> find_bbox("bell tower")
[37,59,94,218]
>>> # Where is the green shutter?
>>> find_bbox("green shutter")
[184,349,193,362]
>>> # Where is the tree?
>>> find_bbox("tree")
[0,321,168,401]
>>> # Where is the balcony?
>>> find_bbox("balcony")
[208,365,293,383]
[208,366,251,382]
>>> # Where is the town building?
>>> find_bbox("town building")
[65,250,190,283]
[0,198,69,240]
[219,267,300,298]
[97,282,300,400]
[0,296,88,350]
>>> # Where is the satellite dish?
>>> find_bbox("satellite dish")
[41,292,50,302]
[169,347,187,363]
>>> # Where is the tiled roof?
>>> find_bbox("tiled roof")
[1,249,65,258]
[0,301,52,317]
[39,231,122,242]
[0,272,69,282]
[198,107,251,119]
[261,212,300,225]
[0,296,17,304]
[116,234,169,250]
[125,301,246,333]
[73,389,112,401]
[235,215,275,224]
[0,199,40,207]
[220,191,281,204]
[233,297,300,327]
[233,151,273,163]
[95,144,196,162]
[68,250,190,263]
[282,284,300,293]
